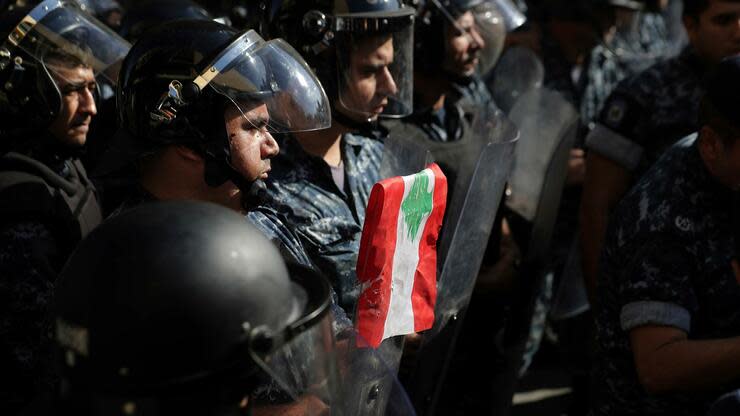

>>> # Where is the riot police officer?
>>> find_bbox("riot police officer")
[266,0,416,315]
[49,201,344,415]
[407,0,511,142]
[424,0,518,116]
[593,55,740,416]
[580,0,740,301]
[95,19,331,267]
[0,1,129,412]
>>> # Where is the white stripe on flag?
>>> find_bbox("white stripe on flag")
[382,168,436,340]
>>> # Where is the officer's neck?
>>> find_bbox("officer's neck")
[294,123,346,167]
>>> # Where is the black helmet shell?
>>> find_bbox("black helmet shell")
[55,201,331,409]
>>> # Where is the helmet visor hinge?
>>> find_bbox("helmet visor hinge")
[150,80,200,126]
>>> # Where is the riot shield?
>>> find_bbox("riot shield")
[261,327,416,416]
[505,88,579,223]
[488,87,579,415]
[487,46,544,114]
[549,236,590,320]
[381,106,519,415]
[337,331,415,416]
[429,112,518,335]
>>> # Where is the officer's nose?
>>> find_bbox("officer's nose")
[262,131,279,159]
[469,26,485,52]
[79,86,97,117]
[377,66,398,97]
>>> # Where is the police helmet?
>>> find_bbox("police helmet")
[105,19,329,194]
[73,0,123,30]
[272,0,416,120]
[118,0,212,41]
[54,201,338,415]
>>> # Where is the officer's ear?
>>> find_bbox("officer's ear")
[698,125,724,164]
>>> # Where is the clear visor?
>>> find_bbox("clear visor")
[249,312,341,415]
[470,1,507,75]
[437,0,507,77]
[5,0,130,85]
[491,0,526,31]
[335,9,415,121]
[205,30,331,133]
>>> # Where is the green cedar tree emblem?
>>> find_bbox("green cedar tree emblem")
[401,172,433,241]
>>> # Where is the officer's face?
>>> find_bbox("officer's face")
[224,102,279,183]
[339,34,398,122]
[46,64,98,147]
[685,0,740,64]
[443,11,485,77]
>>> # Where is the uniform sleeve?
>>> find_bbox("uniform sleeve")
[247,209,314,268]
[585,81,651,171]
[615,237,697,333]
[0,220,60,412]
[247,210,355,335]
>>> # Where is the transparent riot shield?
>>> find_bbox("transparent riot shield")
[505,88,579,223]
[488,87,579,415]
[380,106,519,415]
[549,237,590,321]
[429,113,518,335]
[487,46,544,114]
[335,331,416,416]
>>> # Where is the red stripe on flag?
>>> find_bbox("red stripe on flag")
[356,177,404,347]
[412,163,447,331]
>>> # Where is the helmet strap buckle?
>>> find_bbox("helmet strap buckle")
[150,80,187,126]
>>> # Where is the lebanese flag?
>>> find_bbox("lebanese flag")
[355,163,447,348]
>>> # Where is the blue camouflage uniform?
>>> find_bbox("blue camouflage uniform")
[264,133,383,316]
[585,47,705,177]
[594,135,740,415]
[580,12,673,126]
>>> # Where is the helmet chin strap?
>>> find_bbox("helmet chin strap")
[331,103,376,131]
[200,151,267,211]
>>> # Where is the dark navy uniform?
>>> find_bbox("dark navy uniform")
[449,74,495,121]
[264,133,383,315]
[0,138,102,414]
[402,100,465,143]
[586,47,705,176]
[594,135,740,415]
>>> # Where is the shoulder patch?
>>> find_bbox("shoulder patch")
[674,216,693,232]
[605,98,628,126]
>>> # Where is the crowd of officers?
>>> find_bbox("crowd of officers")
[1,0,740,415]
